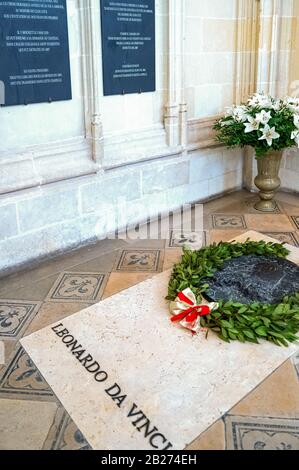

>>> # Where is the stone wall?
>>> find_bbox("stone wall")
[2,0,298,275]
[0,0,245,275]
[0,146,242,275]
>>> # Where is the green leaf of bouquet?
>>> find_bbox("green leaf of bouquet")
[243,329,256,339]
[255,326,268,337]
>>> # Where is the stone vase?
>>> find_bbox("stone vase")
[254,150,283,212]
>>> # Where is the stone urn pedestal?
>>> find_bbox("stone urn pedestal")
[254,150,283,212]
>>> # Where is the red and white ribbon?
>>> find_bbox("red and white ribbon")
[169,288,218,335]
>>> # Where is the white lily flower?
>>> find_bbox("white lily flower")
[291,130,299,147]
[272,100,281,111]
[289,104,299,113]
[255,110,271,125]
[244,116,260,133]
[284,96,299,106]
[258,125,280,146]
[248,94,262,107]
[233,106,248,123]
[261,98,273,108]
[225,106,235,117]
[291,129,299,139]
[294,114,299,129]
[283,97,299,113]
[248,93,272,108]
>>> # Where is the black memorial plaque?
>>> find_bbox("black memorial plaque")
[204,254,299,305]
[0,0,72,106]
[100,0,155,96]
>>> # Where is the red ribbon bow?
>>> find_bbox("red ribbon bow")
[170,291,211,326]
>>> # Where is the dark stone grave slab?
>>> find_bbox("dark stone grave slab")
[204,254,299,305]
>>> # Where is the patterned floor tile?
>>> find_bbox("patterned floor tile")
[115,249,163,272]
[0,300,41,340]
[0,399,58,450]
[46,272,107,303]
[43,407,91,450]
[262,232,299,247]
[169,230,206,249]
[211,214,247,229]
[225,415,299,450]
[291,216,299,230]
[0,346,54,401]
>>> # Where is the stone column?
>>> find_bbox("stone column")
[79,0,104,164]
[164,0,187,149]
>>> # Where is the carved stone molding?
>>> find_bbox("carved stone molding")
[164,0,187,148]
[78,0,104,163]
[187,116,220,151]
[0,138,96,196]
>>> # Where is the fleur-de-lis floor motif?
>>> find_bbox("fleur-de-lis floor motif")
[263,232,299,247]
[225,415,299,450]
[63,278,93,295]
[169,230,206,249]
[43,408,91,450]
[212,215,247,229]
[0,347,53,399]
[0,301,40,339]
[116,250,161,272]
[127,253,151,266]
[0,307,19,330]
[46,273,106,303]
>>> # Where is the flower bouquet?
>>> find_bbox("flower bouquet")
[214,93,299,211]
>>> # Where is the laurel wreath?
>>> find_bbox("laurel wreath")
[167,240,299,346]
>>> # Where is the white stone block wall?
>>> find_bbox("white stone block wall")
[0,147,243,275]
[185,0,240,119]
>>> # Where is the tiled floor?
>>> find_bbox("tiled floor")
[0,189,299,450]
